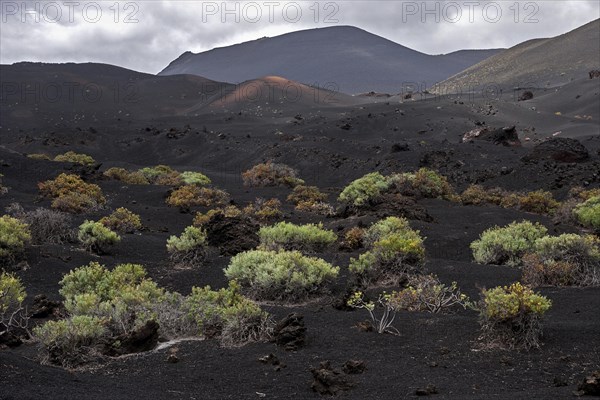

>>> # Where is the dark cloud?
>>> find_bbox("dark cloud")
[1,1,598,73]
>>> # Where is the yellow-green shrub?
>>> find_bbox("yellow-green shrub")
[573,196,600,231]
[53,151,96,166]
[138,165,181,185]
[0,215,31,266]
[180,171,211,186]
[338,172,389,208]
[103,167,149,185]
[478,282,551,349]
[77,220,120,254]
[166,226,208,266]
[517,190,560,215]
[1,272,28,335]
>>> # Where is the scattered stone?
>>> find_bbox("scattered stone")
[167,354,179,364]
[342,360,366,374]
[391,142,410,153]
[518,91,534,101]
[575,371,600,396]
[272,313,306,351]
[589,70,600,79]
[29,294,61,318]
[415,385,438,396]
[356,320,374,332]
[310,361,355,395]
[522,137,590,163]
[553,376,568,387]
[259,353,286,371]
[340,123,352,131]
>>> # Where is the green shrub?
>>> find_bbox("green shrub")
[460,185,505,206]
[258,222,337,252]
[0,215,31,266]
[180,171,211,186]
[225,250,339,301]
[242,162,304,188]
[77,220,120,254]
[478,282,551,349]
[103,167,150,185]
[522,234,600,287]
[166,226,208,266]
[33,315,106,367]
[338,172,389,208]
[53,151,96,166]
[0,272,28,336]
[470,221,548,267]
[166,186,230,210]
[99,208,142,233]
[574,196,600,231]
[350,217,425,286]
[186,281,271,346]
[38,173,106,213]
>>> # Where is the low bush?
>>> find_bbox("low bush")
[389,274,470,313]
[34,315,106,367]
[517,190,560,215]
[242,162,304,188]
[412,168,454,198]
[347,291,400,335]
[27,153,51,161]
[225,250,339,301]
[77,220,120,254]
[0,272,29,337]
[522,234,600,287]
[0,215,31,267]
[193,206,242,226]
[287,185,333,215]
[6,204,73,244]
[574,196,600,231]
[180,171,211,186]
[342,227,365,250]
[338,172,389,208]
[38,173,106,213]
[478,282,551,349]
[103,167,149,185]
[186,281,272,346]
[53,151,96,166]
[138,165,180,185]
[243,198,283,222]
[258,222,337,252]
[349,217,425,286]
[166,186,230,210]
[460,185,505,206]
[99,208,142,234]
[166,226,208,266]
[470,221,548,267]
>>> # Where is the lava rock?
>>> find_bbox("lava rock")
[575,371,600,396]
[204,214,260,255]
[310,361,355,395]
[518,91,534,101]
[342,360,366,374]
[29,294,61,318]
[272,313,306,351]
[462,126,521,146]
[415,385,438,396]
[104,320,159,356]
[522,137,590,163]
[391,142,410,153]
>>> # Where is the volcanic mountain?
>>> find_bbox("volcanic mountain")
[159,26,502,94]
[433,18,600,93]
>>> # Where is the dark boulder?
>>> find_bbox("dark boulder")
[205,214,260,256]
[342,360,367,374]
[463,126,521,146]
[29,294,61,318]
[272,313,306,351]
[575,371,600,396]
[518,91,534,101]
[522,137,590,163]
[589,70,600,79]
[311,361,355,395]
[104,320,159,357]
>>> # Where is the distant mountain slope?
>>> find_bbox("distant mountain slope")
[0,62,233,127]
[159,26,502,94]
[432,19,600,93]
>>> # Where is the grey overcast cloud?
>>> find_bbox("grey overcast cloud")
[1,1,599,74]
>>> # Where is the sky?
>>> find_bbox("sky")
[1,1,599,74]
